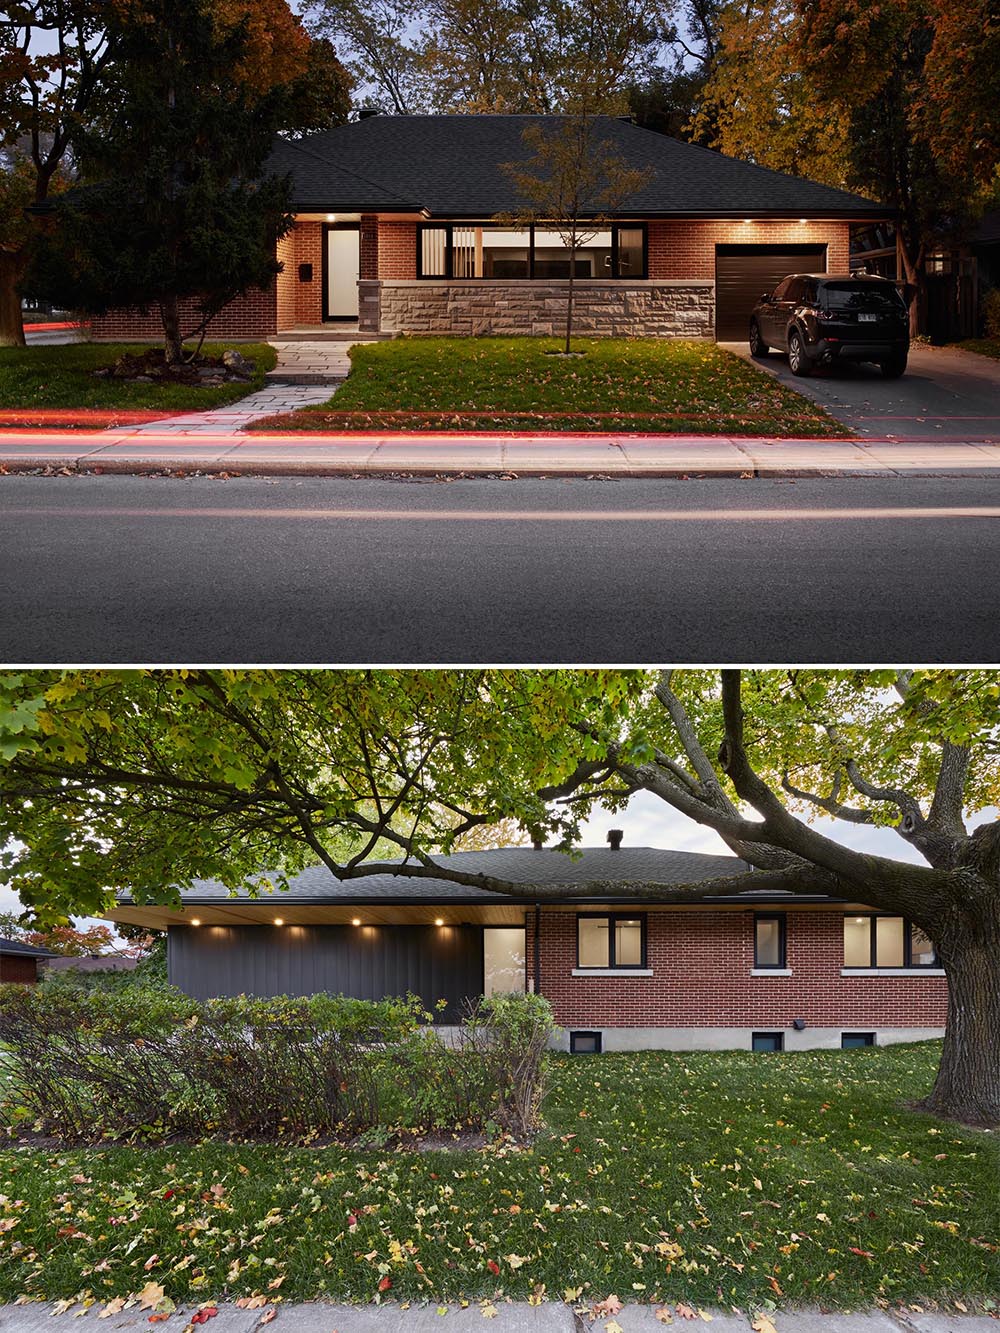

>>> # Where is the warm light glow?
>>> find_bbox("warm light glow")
[855,917,865,924]
[326,213,336,222]
[273,917,284,926]
[744,218,752,224]
[435,918,445,927]
[799,218,807,224]
[190,918,201,927]
[352,917,361,927]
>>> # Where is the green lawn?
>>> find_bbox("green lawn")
[1,1043,996,1312]
[954,338,1000,361]
[248,337,848,437]
[0,342,277,415]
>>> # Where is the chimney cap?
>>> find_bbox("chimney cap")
[606,829,624,850]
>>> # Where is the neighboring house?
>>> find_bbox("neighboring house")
[0,937,56,983]
[43,954,139,974]
[108,841,947,1054]
[89,115,888,345]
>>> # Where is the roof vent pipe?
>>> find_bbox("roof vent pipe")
[607,829,624,850]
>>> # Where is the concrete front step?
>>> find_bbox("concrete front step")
[265,371,345,385]
[275,327,393,342]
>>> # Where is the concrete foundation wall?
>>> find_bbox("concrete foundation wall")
[367,279,715,338]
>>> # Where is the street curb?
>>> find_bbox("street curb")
[0,1303,994,1333]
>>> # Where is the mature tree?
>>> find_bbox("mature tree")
[4,668,1000,1126]
[0,0,112,345]
[309,0,664,113]
[501,116,651,351]
[27,0,332,363]
[691,0,851,187]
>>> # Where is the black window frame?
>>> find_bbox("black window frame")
[753,912,787,969]
[842,914,938,969]
[416,222,648,281]
[841,1032,876,1048]
[752,1031,784,1053]
[576,912,648,969]
[569,1030,603,1054]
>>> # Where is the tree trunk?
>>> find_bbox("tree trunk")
[0,251,27,347]
[920,913,1000,1127]
[565,243,576,354]
[897,235,925,339]
[161,294,184,364]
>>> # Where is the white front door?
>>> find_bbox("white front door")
[483,927,526,997]
[326,227,360,319]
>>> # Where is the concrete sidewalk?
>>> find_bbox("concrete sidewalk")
[5,432,1000,477]
[0,1303,993,1333]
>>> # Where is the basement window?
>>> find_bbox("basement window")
[751,1031,784,1053]
[570,1030,602,1054]
[841,1032,876,1048]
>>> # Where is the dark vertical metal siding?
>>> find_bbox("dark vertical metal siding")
[168,924,483,1021]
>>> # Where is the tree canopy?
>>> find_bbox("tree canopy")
[5,667,1000,1121]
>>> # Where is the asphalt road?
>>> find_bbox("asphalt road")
[4,472,1000,663]
[722,342,1000,440]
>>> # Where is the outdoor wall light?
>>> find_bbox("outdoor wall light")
[190,918,201,927]
[793,1018,807,1031]
[298,262,313,283]
[273,917,284,926]
[434,918,445,927]
[352,917,361,927]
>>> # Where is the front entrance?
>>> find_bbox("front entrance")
[325,225,360,320]
[483,927,526,997]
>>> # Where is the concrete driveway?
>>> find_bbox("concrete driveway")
[724,341,1000,440]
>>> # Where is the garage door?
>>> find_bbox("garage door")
[715,244,827,340]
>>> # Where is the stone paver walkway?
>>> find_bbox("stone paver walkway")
[266,339,375,384]
[111,339,375,435]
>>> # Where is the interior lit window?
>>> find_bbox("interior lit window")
[909,923,936,966]
[420,227,448,277]
[483,927,526,996]
[615,919,642,966]
[754,914,786,968]
[875,916,905,967]
[843,916,871,967]
[578,916,610,967]
[533,229,612,279]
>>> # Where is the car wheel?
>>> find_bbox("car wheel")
[880,353,907,379]
[787,329,811,376]
[749,320,769,358]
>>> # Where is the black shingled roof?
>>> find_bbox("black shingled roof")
[117,846,839,907]
[0,936,57,958]
[270,115,887,219]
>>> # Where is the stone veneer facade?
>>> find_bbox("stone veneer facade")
[360,279,715,337]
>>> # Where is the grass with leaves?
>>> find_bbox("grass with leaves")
[953,339,1000,361]
[247,337,848,437]
[0,1043,996,1314]
[0,343,277,420]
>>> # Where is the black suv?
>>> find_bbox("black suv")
[749,273,909,378]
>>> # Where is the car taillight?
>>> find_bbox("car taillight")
[818,310,840,323]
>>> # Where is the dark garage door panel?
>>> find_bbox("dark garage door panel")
[715,245,827,340]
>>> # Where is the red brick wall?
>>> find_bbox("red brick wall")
[276,222,324,329]
[361,216,379,281]
[378,220,417,279]
[647,220,852,280]
[0,956,39,985]
[90,285,277,341]
[531,909,947,1029]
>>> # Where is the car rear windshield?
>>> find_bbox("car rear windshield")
[822,282,906,312]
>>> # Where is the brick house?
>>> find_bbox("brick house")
[0,937,56,984]
[109,844,947,1054]
[90,115,889,344]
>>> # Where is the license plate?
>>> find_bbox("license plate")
[858,312,879,322]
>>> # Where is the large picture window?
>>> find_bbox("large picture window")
[843,915,938,968]
[417,223,647,280]
[577,913,646,969]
